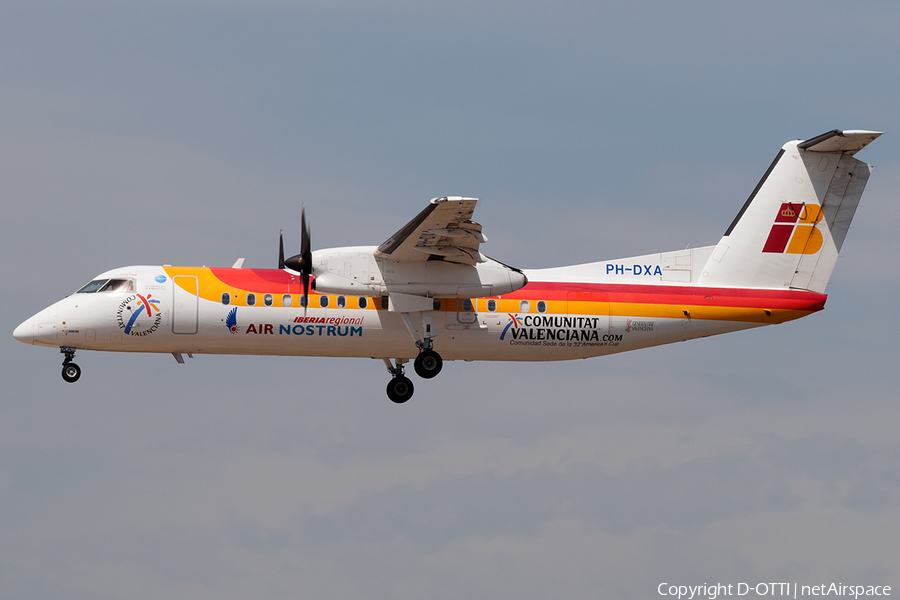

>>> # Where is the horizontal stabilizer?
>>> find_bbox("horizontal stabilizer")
[798,129,882,156]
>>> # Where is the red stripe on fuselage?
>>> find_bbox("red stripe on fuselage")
[204,268,827,313]
[510,281,827,312]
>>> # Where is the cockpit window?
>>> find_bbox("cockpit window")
[98,279,135,293]
[76,278,136,293]
[77,279,109,293]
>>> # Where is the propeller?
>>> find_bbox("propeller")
[283,207,313,309]
[278,229,285,269]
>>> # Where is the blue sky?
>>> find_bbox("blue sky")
[2,2,899,598]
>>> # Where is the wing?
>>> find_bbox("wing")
[374,196,487,266]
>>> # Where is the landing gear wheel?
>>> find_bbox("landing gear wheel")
[414,349,443,379]
[62,363,81,383]
[386,376,414,404]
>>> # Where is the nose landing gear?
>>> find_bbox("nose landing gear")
[60,347,81,383]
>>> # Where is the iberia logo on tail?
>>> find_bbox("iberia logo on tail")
[762,202,824,254]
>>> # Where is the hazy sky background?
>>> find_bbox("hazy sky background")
[2,2,899,598]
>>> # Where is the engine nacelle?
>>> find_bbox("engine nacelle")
[313,271,386,296]
[310,246,526,299]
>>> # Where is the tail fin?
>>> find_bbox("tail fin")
[698,130,881,292]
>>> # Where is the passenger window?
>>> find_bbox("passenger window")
[337,296,346,308]
[300,295,308,308]
[433,298,442,311]
[264,294,273,306]
[247,293,256,306]
[462,299,474,312]
[537,300,547,313]
[282,294,292,307]
[320,295,329,308]
[222,293,231,305]
[519,300,530,313]
[487,299,497,313]
[381,297,389,310]
[358,297,368,309]
[76,279,108,294]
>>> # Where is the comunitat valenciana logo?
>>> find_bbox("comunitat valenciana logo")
[116,294,162,336]
[762,202,824,254]
[500,314,522,340]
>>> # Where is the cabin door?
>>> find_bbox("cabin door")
[172,276,199,334]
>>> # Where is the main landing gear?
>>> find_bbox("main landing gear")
[382,309,446,403]
[60,347,81,383]
[413,348,442,379]
[383,349,442,404]
[383,358,414,404]
[381,345,444,404]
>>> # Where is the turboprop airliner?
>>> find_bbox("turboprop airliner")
[13,129,881,402]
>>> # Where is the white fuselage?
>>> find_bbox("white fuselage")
[14,260,825,363]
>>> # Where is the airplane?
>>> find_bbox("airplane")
[13,129,881,403]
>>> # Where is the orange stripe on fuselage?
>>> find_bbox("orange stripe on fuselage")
[507,281,826,324]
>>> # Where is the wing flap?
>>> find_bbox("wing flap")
[375,197,486,265]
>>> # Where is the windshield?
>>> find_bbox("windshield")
[76,278,136,293]
[99,279,135,292]
[76,279,108,293]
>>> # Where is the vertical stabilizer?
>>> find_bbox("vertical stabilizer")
[698,130,880,292]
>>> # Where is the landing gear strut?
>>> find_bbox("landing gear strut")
[400,310,444,381]
[383,306,448,402]
[60,346,81,383]
[383,358,414,404]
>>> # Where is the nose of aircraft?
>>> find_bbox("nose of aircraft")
[13,316,35,345]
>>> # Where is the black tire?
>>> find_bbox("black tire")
[62,363,81,383]
[414,349,443,379]
[386,376,414,403]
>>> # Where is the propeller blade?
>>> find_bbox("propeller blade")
[278,229,285,269]
[283,207,314,315]
[300,207,311,303]
[301,207,311,258]
[302,272,310,304]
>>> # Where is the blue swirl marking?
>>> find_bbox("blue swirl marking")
[155,275,167,283]
[226,307,238,333]
[124,308,142,334]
